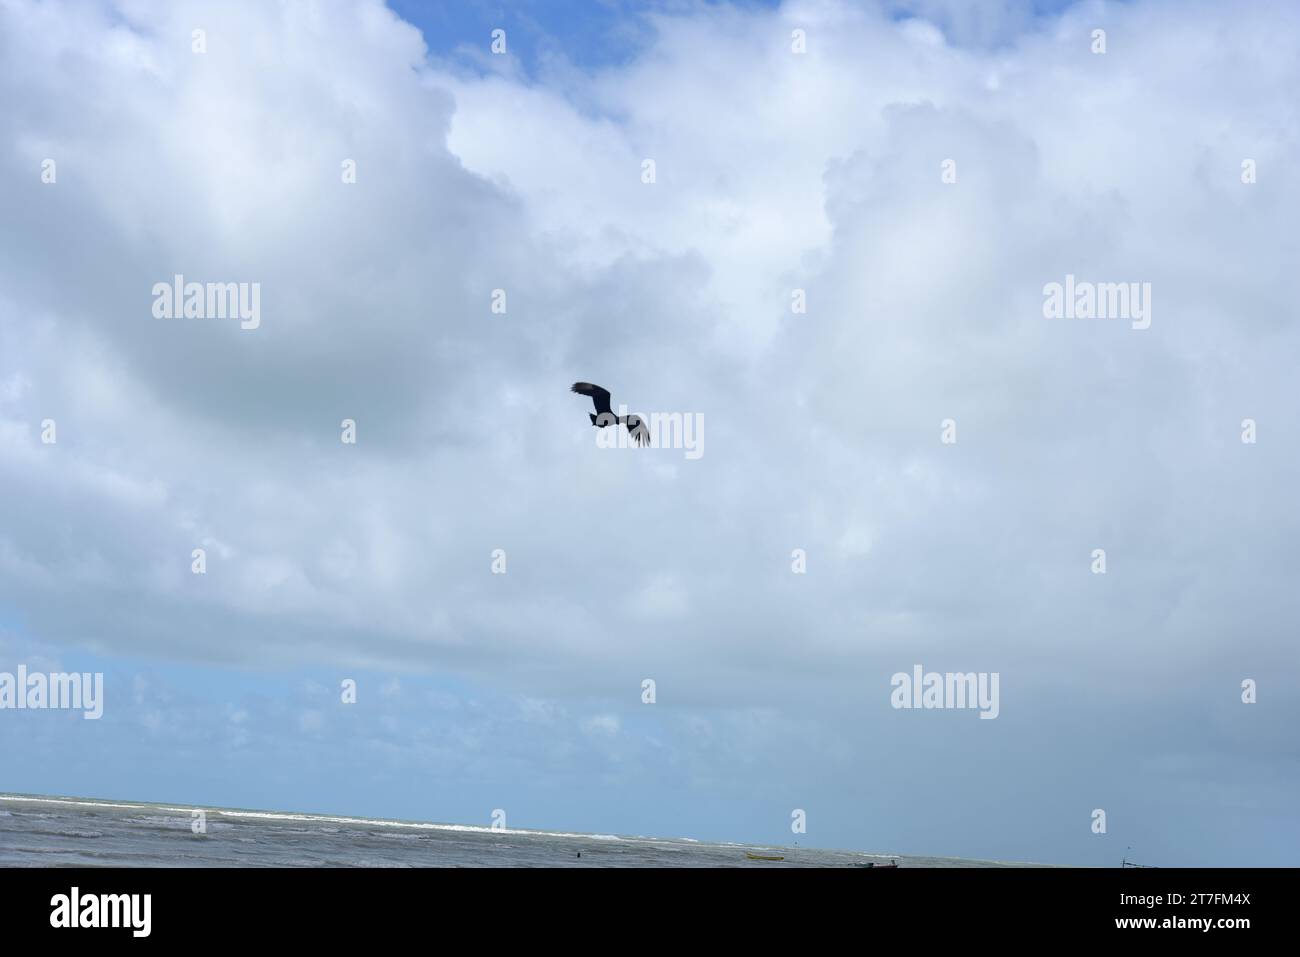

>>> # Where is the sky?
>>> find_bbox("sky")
[0,0,1297,866]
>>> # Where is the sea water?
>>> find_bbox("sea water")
[0,794,1039,868]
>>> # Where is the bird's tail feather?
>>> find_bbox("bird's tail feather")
[589,413,598,426]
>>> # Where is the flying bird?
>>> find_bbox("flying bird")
[570,382,649,446]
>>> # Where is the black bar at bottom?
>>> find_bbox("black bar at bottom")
[0,866,1276,943]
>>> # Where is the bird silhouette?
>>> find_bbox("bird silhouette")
[570,382,649,446]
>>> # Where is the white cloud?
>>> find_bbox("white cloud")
[581,714,621,737]
[0,0,1296,723]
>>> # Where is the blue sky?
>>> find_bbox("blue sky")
[389,0,1088,72]
[388,0,752,71]
[1,0,1298,866]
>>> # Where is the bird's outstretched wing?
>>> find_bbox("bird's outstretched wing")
[571,382,613,416]
[624,414,650,446]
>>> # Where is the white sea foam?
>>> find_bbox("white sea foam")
[0,794,196,815]
[216,809,623,841]
[0,795,622,841]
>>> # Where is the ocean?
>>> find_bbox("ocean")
[0,794,1039,867]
